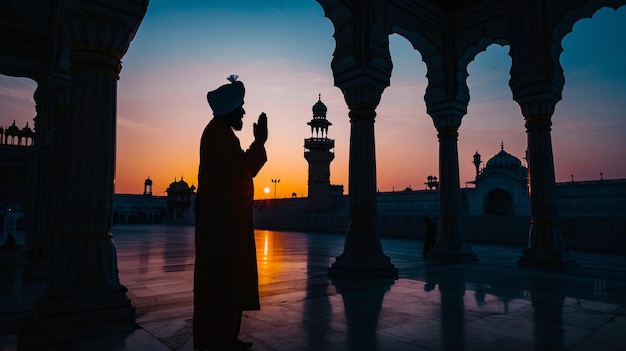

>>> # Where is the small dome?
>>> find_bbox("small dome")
[177,179,189,189]
[6,120,20,135]
[144,177,153,185]
[312,94,327,117]
[168,176,191,192]
[485,143,522,170]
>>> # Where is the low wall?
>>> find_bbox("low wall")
[254,212,349,233]
[255,212,626,254]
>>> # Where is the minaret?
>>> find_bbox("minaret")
[472,151,482,179]
[304,94,335,212]
[144,177,153,196]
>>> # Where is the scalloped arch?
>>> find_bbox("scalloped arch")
[391,25,445,105]
[458,37,510,106]
[315,0,353,66]
[553,2,626,69]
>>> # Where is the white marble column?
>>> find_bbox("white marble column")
[328,84,397,279]
[516,98,574,269]
[32,13,135,333]
[427,108,476,262]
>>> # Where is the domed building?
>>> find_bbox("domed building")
[165,176,196,224]
[469,143,530,216]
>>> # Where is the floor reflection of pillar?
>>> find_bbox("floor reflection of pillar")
[440,276,466,351]
[304,235,332,350]
[529,274,565,350]
[331,278,394,351]
[425,262,467,351]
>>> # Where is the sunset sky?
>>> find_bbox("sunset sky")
[1,1,625,199]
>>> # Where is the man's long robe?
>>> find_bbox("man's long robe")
[194,117,266,312]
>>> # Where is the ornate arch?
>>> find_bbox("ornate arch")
[391,25,442,102]
[457,36,510,104]
[552,2,626,71]
[316,0,392,106]
[315,0,354,72]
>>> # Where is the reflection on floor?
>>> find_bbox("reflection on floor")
[1,224,625,350]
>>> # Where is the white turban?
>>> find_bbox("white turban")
[207,75,245,116]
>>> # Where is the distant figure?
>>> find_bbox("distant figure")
[423,217,437,258]
[193,75,268,351]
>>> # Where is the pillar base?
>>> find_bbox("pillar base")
[19,284,136,348]
[427,242,477,263]
[328,253,398,280]
[328,225,398,280]
[25,236,136,327]
[517,246,576,270]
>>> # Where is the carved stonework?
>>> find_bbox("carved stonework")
[63,12,132,78]
[321,0,392,95]
[518,97,557,119]
[525,114,553,132]
[431,112,463,130]
[64,12,132,59]
[429,105,465,143]
[508,2,565,104]
[341,81,386,111]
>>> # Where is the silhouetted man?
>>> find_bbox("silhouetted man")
[423,217,437,258]
[193,75,268,351]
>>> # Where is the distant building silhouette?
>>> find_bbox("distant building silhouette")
[255,143,626,254]
[0,120,35,146]
[472,151,482,179]
[425,175,439,190]
[113,177,167,224]
[112,177,196,225]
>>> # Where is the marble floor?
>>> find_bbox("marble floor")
[1,224,626,350]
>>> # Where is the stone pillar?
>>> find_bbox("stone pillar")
[515,97,574,269]
[427,107,476,262]
[29,12,135,337]
[328,83,397,279]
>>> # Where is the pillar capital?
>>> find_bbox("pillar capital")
[338,75,389,111]
[428,101,466,140]
[64,12,133,58]
[432,113,462,130]
[514,93,559,119]
[63,12,133,77]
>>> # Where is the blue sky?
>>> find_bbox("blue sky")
[1,1,625,196]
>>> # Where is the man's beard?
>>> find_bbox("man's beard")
[232,119,243,131]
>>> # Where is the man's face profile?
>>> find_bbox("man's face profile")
[227,106,245,131]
